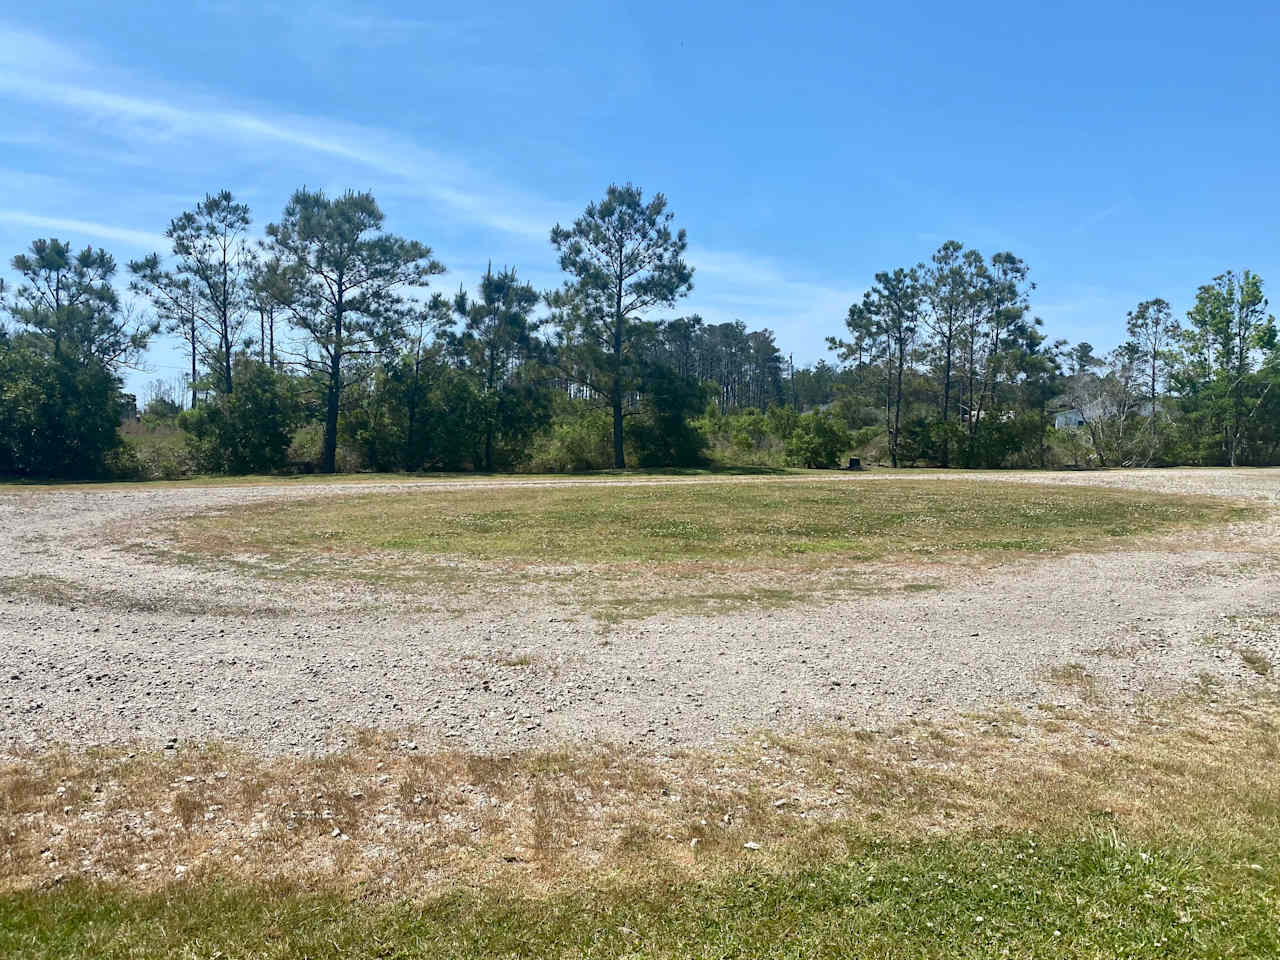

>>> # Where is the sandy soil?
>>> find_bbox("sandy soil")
[2,469,1278,755]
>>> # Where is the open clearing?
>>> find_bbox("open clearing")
[3,468,1280,957]
[1,469,1275,754]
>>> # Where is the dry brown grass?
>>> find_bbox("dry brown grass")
[0,573,286,618]
[4,692,1278,899]
[1234,646,1274,676]
[1045,662,1104,704]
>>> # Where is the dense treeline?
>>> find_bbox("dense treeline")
[1,183,1277,479]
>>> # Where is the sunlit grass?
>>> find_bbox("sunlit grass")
[139,476,1252,619]
[163,476,1247,565]
[4,697,1279,958]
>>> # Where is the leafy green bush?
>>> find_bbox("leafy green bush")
[524,404,614,472]
[118,421,196,479]
[179,358,301,474]
[697,406,794,467]
[287,422,325,471]
[784,410,851,468]
[0,333,124,478]
[624,366,709,468]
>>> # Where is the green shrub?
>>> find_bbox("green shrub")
[118,421,196,479]
[287,422,325,471]
[625,366,709,468]
[180,358,300,474]
[524,406,614,472]
[784,410,851,468]
[0,334,123,478]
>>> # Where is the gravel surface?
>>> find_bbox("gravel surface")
[2,469,1278,755]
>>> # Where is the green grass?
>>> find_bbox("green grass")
[138,475,1250,620]
[4,830,1277,959]
[166,476,1248,568]
[6,698,1279,957]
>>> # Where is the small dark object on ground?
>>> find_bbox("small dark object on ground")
[845,457,863,471]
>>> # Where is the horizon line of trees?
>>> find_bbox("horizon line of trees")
[825,243,1277,470]
[2,183,1277,480]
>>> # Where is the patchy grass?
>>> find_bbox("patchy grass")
[159,476,1245,566]
[1046,662,1104,704]
[0,466,792,493]
[0,574,285,617]
[2,696,1279,957]
[593,586,806,623]
[1200,618,1277,678]
[5,832,1279,959]
[1238,647,1273,676]
[137,476,1249,620]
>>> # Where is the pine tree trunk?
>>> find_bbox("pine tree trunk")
[941,340,952,468]
[323,302,343,475]
[612,282,626,469]
[891,340,905,469]
[190,322,198,410]
[223,332,233,395]
[612,381,625,469]
[323,359,340,474]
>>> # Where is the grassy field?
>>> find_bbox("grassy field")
[3,697,1278,958]
[166,476,1245,564]
[5,834,1277,959]
[147,475,1252,619]
[4,475,1276,956]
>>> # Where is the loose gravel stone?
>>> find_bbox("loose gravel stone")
[1,470,1278,754]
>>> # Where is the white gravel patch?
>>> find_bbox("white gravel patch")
[2,469,1278,754]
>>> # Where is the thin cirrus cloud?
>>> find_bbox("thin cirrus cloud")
[691,247,860,337]
[0,21,860,365]
[0,211,164,251]
[0,76,555,243]
[0,21,557,243]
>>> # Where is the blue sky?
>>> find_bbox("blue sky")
[2,1,1277,398]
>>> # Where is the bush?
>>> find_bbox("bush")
[118,420,196,479]
[764,405,799,440]
[524,405,614,472]
[102,440,146,480]
[964,411,1046,468]
[698,407,789,468]
[179,358,300,474]
[784,410,851,468]
[142,396,182,422]
[625,367,709,469]
[0,334,124,478]
[287,422,325,472]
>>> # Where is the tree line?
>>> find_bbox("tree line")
[1,182,1276,479]
[823,243,1278,470]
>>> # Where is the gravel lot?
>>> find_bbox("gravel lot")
[2,469,1278,755]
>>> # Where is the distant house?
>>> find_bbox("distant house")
[961,407,1016,424]
[1054,408,1087,430]
[1053,398,1156,430]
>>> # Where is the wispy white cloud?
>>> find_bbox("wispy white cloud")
[252,2,491,44]
[0,24,85,73]
[688,245,860,353]
[0,22,558,242]
[0,20,861,365]
[0,210,164,250]
[1070,195,1134,234]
